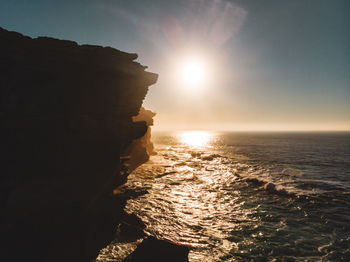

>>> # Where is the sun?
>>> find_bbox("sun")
[180,60,204,85]
[172,51,215,91]
[178,57,208,87]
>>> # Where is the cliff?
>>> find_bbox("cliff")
[0,27,158,261]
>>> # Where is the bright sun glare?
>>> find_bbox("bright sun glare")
[179,131,213,147]
[180,60,204,85]
[177,56,209,88]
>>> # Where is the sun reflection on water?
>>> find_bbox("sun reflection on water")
[178,131,213,147]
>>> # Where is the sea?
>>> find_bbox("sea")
[97,131,350,261]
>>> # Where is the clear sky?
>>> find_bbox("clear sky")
[1,0,349,131]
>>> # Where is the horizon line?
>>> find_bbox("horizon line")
[152,129,350,133]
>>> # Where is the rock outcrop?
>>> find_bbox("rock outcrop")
[0,27,157,261]
[125,236,190,262]
[123,107,157,171]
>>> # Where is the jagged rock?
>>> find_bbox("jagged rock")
[123,107,157,171]
[124,236,189,262]
[0,27,157,262]
[117,218,145,242]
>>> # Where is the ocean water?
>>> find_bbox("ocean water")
[98,131,350,261]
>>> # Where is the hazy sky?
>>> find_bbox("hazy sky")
[1,0,349,131]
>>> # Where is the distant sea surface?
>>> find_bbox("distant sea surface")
[99,132,350,261]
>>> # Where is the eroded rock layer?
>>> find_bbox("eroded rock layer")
[0,27,157,262]
[123,107,157,171]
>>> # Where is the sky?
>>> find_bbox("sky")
[1,0,349,131]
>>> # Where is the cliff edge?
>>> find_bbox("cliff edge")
[0,27,157,261]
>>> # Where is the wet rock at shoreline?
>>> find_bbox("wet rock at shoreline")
[124,236,189,262]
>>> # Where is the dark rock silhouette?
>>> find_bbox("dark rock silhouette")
[124,236,189,262]
[0,27,158,261]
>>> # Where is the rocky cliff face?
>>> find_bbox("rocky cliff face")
[0,27,157,261]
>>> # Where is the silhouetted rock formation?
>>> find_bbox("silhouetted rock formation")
[0,27,157,261]
[123,107,157,171]
[125,237,189,262]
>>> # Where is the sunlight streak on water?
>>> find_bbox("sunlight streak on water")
[178,131,213,148]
